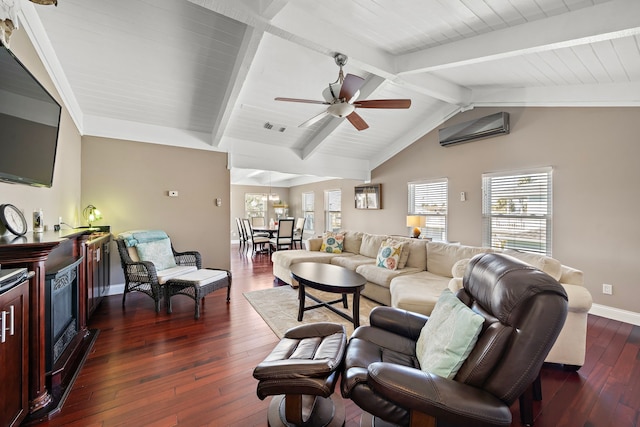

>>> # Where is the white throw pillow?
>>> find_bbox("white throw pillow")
[415,289,484,379]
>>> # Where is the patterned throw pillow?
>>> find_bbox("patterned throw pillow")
[320,232,345,253]
[376,238,404,270]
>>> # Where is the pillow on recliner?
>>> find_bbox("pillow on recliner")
[415,289,484,379]
[136,238,177,271]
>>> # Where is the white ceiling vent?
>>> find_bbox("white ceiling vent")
[264,122,286,132]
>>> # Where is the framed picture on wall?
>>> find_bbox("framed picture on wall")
[354,184,381,209]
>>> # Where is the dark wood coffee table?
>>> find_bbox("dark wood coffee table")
[290,262,366,328]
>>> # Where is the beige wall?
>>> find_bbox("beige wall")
[82,137,231,283]
[291,106,640,315]
[0,30,82,232]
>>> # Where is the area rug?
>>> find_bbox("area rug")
[244,286,381,338]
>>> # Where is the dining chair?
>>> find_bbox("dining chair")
[235,218,247,252]
[243,218,270,254]
[252,217,266,227]
[269,218,295,251]
[292,217,306,249]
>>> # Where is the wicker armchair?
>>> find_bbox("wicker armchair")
[116,238,202,312]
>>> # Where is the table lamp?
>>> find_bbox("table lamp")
[406,215,425,238]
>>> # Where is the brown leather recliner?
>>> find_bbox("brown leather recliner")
[341,252,568,427]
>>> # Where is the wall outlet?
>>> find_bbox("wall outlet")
[602,283,613,295]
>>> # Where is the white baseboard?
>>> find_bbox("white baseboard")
[107,283,125,296]
[590,303,640,326]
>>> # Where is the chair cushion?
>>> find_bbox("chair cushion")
[167,269,228,287]
[136,238,177,271]
[415,288,484,379]
[376,238,405,270]
[320,231,345,253]
[156,265,198,284]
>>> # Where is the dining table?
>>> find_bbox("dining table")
[252,226,279,238]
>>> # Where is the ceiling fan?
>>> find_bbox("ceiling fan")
[275,53,411,131]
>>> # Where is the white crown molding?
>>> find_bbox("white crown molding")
[590,303,640,326]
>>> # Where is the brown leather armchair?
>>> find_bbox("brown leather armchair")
[341,253,568,427]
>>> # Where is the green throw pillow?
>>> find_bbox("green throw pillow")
[136,238,177,271]
[415,289,484,379]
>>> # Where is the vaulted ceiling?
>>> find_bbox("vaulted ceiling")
[19,0,640,187]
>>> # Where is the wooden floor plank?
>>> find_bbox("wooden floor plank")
[32,244,639,427]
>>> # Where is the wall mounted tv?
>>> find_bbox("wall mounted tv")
[0,42,61,188]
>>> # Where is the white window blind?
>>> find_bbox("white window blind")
[326,190,341,232]
[482,168,552,255]
[408,178,448,241]
[302,192,314,231]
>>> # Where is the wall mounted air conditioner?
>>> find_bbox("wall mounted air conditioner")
[439,112,510,147]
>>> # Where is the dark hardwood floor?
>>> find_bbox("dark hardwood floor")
[35,245,639,427]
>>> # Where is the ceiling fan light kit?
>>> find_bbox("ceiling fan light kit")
[275,53,411,131]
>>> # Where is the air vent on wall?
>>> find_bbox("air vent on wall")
[439,112,509,147]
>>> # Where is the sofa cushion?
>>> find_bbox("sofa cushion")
[272,249,350,268]
[340,230,364,254]
[360,233,389,258]
[376,239,405,270]
[390,271,451,315]
[331,255,376,270]
[426,242,489,278]
[402,238,428,270]
[503,249,562,281]
[356,264,422,289]
[320,231,345,253]
[415,289,484,379]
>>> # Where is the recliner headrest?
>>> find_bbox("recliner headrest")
[463,253,568,326]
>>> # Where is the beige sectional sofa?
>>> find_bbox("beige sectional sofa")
[271,230,593,368]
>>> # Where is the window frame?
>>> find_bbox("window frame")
[302,191,315,232]
[482,167,553,256]
[407,178,448,241]
[244,193,267,224]
[325,189,341,232]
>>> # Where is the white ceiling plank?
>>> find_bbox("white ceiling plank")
[472,81,640,107]
[396,0,640,74]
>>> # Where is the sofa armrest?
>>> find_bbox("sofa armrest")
[560,265,584,286]
[306,237,323,251]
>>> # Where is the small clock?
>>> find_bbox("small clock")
[0,204,28,236]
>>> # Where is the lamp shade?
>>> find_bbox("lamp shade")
[406,215,425,238]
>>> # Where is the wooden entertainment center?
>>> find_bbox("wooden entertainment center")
[0,227,111,425]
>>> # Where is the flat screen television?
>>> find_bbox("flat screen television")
[0,42,61,188]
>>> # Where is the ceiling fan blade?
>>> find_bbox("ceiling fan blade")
[339,74,365,101]
[275,97,329,105]
[355,99,412,109]
[299,110,330,127]
[346,111,369,131]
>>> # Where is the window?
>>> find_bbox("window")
[245,193,266,223]
[408,178,448,241]
[302,192,314,232]
[482,168,552,255]
[325,189,341,232]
